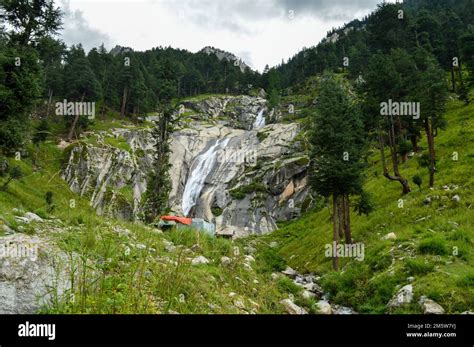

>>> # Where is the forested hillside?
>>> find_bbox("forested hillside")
[0,0,473,315]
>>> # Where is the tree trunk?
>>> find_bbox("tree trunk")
[332,195,340,271]
[0,177,13,192]
[120,86,129,117]
[387,117,411,195]
[424,118,436,188]
[338,194,344,240]
[379,128,411,195]
[67,93,85,142]
[46,89,53,116]
[451,66,456,92]
[410,134,419,152]
[343,194,352,244]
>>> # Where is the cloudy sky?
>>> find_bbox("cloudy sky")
[60,0,394,72]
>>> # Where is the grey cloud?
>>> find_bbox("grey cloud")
[275,0,384,21]
[60,0,111,51]
[164,0,384,32]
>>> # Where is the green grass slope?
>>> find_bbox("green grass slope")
[0,123,294,314]
[260,94,474,314]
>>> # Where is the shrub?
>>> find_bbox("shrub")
[418,237,448,255]
[276,276,301,295]
[457,272,474,287]
[211,207,223,216]
[412,175,422,190]
[0,156,8,176]
[33,119,50,145]
[404,258,435,275]
[229,182,267,200]
[257,131,269,142]
[0,118,29,153]
[34,209,48,219]
[0,165,23,191]
[257,247,286,272]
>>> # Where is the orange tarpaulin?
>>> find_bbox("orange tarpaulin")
[160,216,192,225]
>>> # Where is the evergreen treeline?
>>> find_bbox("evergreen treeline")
[42,43,258,118]
[263,0,474,94]
[0,0,259,152]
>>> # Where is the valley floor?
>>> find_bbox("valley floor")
[0,92,473,314]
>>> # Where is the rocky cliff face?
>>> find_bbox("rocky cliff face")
[62,95,311,237]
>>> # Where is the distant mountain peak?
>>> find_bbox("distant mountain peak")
[200,46,252,73]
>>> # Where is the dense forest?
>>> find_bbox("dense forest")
[0,0,473,317]
[2,0,473,154]
[263,0,474,93]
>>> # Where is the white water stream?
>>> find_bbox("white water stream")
[253,108,266,129]
[182,137,230,216]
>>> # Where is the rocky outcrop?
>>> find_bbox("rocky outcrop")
[200,47,252,73]
[387,284,414,308]
[62,95,311,237]
[0,234,70,313]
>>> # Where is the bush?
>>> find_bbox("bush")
[257,247,286,272]
[457,272,474,287]
[412,175,422,190]
[33,119,50,145]
[276,276,301,295]
[0,165,23,191]
[398,141,412,159]
[0,156,9,177]
[418,237,448,255]
[404,258,435,275]
[257,131,269,142]
[34,209,48,219]
[354,190,374,216]
[211,207,223,216]
[0,118,29,153]
[230,182,267,200]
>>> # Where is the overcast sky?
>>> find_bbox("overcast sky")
[60,0,394,72]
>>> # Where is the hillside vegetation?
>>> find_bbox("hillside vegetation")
[257,91,474,313]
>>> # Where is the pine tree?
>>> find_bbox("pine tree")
[143,103,174,223]
[309,73,366,270]
[360,52,412,195]
[63,45,102,140]
[415,58,448,188]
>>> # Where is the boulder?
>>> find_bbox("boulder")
[220,256,232,266]
[244,246,257,255]
[24,212,44,223]
[302,290,316,300]
[333,305,357,315]
[191,256,210,266]
[1,224,14,235]
[0,234,70,313]
[303,282,324,295]
[382,232,397,241]
[419,296,445,314]
[244,255,255,263]
[280,299,308,315]
[387,284,413,308]
[316,300,332,314]
[165,244,176,253]
[452,195,461,203]
[281,266,298,278]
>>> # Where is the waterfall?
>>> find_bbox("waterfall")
[182,138,230,217]
[253,108,266,129]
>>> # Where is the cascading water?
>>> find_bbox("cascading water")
[182,138,230,216]
[253,108,266,129]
